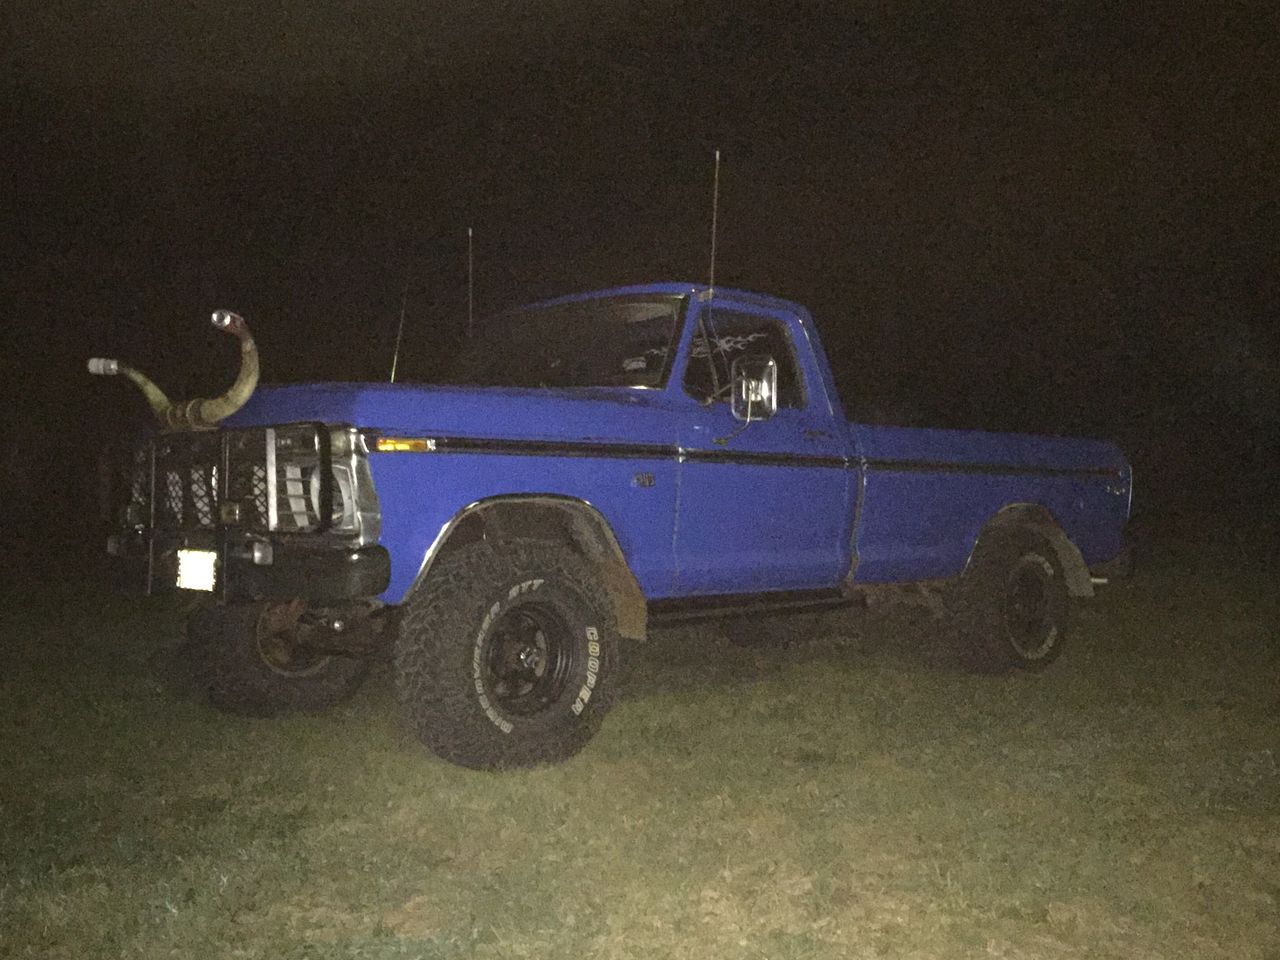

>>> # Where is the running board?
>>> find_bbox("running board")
[648,587,856,624]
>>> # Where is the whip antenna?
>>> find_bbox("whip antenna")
[467,226,475,338]
[696,149,727,404]
[389,268,409,383]
[708,149,721,296]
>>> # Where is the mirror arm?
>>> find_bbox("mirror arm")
[713,418,753,446]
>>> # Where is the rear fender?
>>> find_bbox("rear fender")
[970,504,1094,598]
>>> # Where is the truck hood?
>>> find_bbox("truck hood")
[222,381,678,444]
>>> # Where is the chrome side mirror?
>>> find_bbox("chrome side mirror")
[730,355,778,422]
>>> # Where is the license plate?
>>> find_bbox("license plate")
[176,549,218,592]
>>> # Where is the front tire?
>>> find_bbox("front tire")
[395,539,619,770]
[950,526,1069,673]
[190,603,370,717]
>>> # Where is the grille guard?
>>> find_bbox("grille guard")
[140,422,337,535]
[112,423,350,596]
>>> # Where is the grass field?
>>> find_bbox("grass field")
[2,525,1277,959]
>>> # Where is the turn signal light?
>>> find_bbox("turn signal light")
[375,437,435,453]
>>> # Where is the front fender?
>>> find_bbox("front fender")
[367,448,676,605]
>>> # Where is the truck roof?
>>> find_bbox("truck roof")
[517,282,808,317]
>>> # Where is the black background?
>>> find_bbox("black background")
[4,1,1277,562]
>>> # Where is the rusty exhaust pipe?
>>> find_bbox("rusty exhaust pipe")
[88,310,260,431]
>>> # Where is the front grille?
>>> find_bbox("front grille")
[125,424,343,535]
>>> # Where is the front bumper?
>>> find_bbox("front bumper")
[228,542,390,601]
[110,531,390,602]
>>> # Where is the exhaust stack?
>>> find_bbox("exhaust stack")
[88,310,259,431]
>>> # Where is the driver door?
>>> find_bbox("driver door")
[673,302,851,595]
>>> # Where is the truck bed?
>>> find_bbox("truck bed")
[849,423,1131,584]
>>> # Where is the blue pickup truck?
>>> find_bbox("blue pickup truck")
[98,283,1132,769]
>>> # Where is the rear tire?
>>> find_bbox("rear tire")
[395,539,619,770]
[190,603,370,717]
[949,526,1069,673]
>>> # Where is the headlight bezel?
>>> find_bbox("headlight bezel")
[264,424,381,545]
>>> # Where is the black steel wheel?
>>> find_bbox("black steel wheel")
[481,604,576,716]
[190,602,370,717]
[1000,553,1061,662]
[949,526,1069,673]
[395,538,619,770]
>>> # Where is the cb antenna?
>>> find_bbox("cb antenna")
[707,148,721,297]
[698,149,726,405]
[389,266,410,383]
[467,226,475,338]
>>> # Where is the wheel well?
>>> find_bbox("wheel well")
[974,504,1094,597]
[421,496,648,640]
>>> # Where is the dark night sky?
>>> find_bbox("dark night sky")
[3,1,1278,546]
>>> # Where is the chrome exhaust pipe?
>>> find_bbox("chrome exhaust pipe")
[88,310,259,431]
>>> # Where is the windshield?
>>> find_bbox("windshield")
[437,295,685,389]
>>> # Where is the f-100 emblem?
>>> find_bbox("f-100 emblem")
[632,472,656,488]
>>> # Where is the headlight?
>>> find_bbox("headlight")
[266,425,381,544]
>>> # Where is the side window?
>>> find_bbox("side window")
[684,309,804,408]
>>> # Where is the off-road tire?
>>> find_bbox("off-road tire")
[949,526,1069,673]
[395,539,619,770]
[191,603,370,717]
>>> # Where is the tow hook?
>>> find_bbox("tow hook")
[257,598,308,670]
[261,598,307,637]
